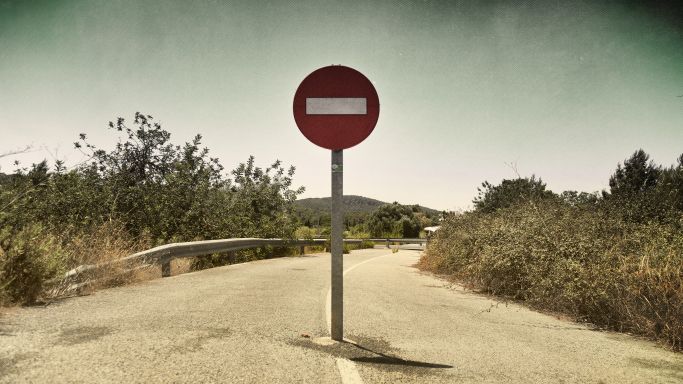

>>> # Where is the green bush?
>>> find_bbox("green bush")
[473,176,554,213]
[359,240,375,249]
[0,224,66,305]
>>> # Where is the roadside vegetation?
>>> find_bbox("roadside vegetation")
[418,150,683,351]
[0,113,304,305]
[0,112,442,306]
[294,195,442,233]
[295,200,440,240]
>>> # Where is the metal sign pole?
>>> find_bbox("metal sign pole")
[331,149,344,341]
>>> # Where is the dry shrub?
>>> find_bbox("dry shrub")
[46,221,153,298]
[0,224,67,305]
[303,245,326,254]
[64,222,145,266]
[419,200,683,351]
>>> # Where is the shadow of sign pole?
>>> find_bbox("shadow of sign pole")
[348,341,453,369]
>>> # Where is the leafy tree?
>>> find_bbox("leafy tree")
[75,113,226,239]
[559,191,599,207]
[608,149,660,198]
[603,150,683,224]
[2,112,305,244]
[225,156,304,239]
[71,112,307,242]
[367,202,421,237]
[413,211,436,229]
[473,176,554,213]
[653,153,683,219]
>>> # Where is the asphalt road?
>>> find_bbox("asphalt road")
[1,249,682,383]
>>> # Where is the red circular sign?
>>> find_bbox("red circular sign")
[293,65,380,150]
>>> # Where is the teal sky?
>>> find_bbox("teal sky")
[1,0,682,211]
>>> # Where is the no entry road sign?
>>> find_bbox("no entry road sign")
[293,65,380,150]
[293,65,379,342]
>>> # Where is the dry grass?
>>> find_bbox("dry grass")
[418,201,683,351]
[302,245,326,254]
[45,222,153,299]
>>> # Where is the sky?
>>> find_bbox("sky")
[1,0,681,211]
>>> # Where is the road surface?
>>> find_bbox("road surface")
[1,249,682,383]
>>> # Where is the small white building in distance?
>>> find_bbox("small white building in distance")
[424,226,441,234]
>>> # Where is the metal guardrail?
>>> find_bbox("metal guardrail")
[60,238,365,281]
[366,238,428,248]
[54,237,427,290]
[366,238,427,243]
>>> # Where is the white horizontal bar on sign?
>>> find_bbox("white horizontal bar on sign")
[306,98,367,115]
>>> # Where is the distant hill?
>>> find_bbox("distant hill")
[295,195,385,214]
[294,195,440,216]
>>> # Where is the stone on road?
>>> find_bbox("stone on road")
[1,249,681,383]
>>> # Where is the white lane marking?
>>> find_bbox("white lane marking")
[325,252,396,335]
[326,252,397,384]
[306,97,367,115]
[336,358,364,384]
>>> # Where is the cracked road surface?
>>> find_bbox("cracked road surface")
[1,249,682,383]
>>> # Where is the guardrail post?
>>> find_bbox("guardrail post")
[386,238,390,248]
[299,245,305,255]
[161,260,171,277]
